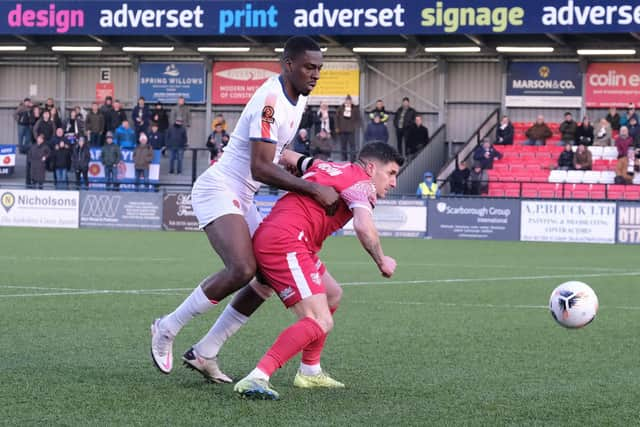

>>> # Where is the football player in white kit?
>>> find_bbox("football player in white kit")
[150,36,339,381]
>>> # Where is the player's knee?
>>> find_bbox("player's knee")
[315,314,334,334]
[327,286,343,308]
[228,259,256,285]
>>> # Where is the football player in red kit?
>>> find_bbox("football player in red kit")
[234,142,404,400]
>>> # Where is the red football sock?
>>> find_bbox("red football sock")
[301,306,338,366]
[257,317,325,377]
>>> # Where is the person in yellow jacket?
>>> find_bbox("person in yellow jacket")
[416,171,440,199]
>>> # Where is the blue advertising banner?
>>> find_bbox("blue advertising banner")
[1,1,640,36]
[139,62,205,103]
[0,145,16,176]
[505,62,583,108]
[88,148,161,187]
[616,202,640,245]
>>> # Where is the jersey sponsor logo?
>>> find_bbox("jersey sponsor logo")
[81,194,121,218]
[279,286,295,301]
[232,199,241,209]
[261,105,275,124]
[310,272,321,285]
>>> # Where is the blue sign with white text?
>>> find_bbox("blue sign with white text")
[1,1,640,36]
[507,62,582,97]
[139,62,206,103]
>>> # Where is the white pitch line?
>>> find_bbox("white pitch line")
[353,300,640,311]
[0,285,93,292]
[325,261,627,272]
[0,255,176,263]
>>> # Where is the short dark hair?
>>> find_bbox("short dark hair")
[402,97,410,102]
[358,142,405,167]
[282,36,321,61]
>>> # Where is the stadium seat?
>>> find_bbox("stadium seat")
[566,170,585,183]
[493,163,509,172]
[549,170,567,183]
[592,160,609,171]
[633,174,640,185]
[623,191,640,201]
[582,171,601,184]
[607,185,626,200]
[599,171,616,184]
[602,146,619,160]
[538,183,563,198]
[589,184,606,200]
[588,146,603,159]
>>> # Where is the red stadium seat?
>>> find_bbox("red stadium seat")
[488,188,505,197]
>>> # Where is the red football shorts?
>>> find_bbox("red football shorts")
[254,238,327,308]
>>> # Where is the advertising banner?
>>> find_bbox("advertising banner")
[0,190,79,228]
[309,62,360,105]
[616,202,640,245]
[88,148,160,188]
[4,1,640,36]
[139,62,206,103]
[342,199,427,238]
[521,201,616,244]
[95,82,114,103]
[428,198,520,240]
[212,62,280,105]
[585,63,640,108]
[79,191,162,229]
[505,62,582,108]
[162,192,199,231]
[0,145,16,176]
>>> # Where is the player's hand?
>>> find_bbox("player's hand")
[312,183,340,216]
[378,256,397,278]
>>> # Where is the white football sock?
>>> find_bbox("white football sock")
[194,304,249,358]
[161,286,215,336]
[248,367,270,381]
[299,362,322,376]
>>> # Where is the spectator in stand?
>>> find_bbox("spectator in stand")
[206,123,228,161]
[30,105,41,138]
[557,143,575,170]
[111,100,128,130]
[48,127,66,150]
[594,118,613,146]
[615,126,633,158]
[211,113,228,132]
[72,136,90,190]
[44,97,55,111]
[573,144,592,171]
[614,147,638,184]
[292,128,311,157]
[335,95,361,161]
[33,109,55,143]
[473,139,503,170]
[368,99,389,123]
[559,112,577,144]
[627,116,640,143]
[405,115,430,156]
[525,115,552,146]
[620,103,638,129]
[64,109,84,140]
[101,132,121,191]
[73,106,86,135]
[449,161,470,195]
[313,101,335,136]
[134,133,154,191]
[49,106,62,130]
[468,162,489,196]
[114,120,136,150]
[416,171,440,199]
[393,97,416,156]
[167,118,188,174]
[14,97,33,153]
[85,102,105,147]
[152,102,170,134]
[28,134,50,189]
[298,104,314,132]
[132,96,151,139]
[495,115,514,145]
[365,114,389,144]
[52,140,71,189]
[606,106,620,131]
[310,129,333,161]
[148,122,165,152]
[100,96,114,133]
[575,116,594,146]
[170,96,192,128]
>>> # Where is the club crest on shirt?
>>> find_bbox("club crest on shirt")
[261,106,275,124]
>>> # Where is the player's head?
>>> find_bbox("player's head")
[282,36,323,97]
[357,142,404,198]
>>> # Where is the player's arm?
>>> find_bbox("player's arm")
[352,207,396,278]
[279,148,316,176]
[251,141,338,212]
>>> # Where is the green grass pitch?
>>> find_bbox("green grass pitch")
[1,228,640,426]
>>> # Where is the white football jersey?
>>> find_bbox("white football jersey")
[207,75,307,200]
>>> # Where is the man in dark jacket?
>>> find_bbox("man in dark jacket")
[559,112,577,144]
[152,102,170,133]
[166,118,188,174]
[147,122,166,151]
[33,110,55,143]
[132,96,151,139]
[85,102,105,147]
[72,136,91,189]
[449,161,470,195]
[405,115,429,156]
[365,114,389,144]
[495,115,514,145]
[14,97,33,153]
[28,134,50,189]
[335,95,361,161]
[525,115,553,146]
[100,132,122,191]
[393,97,416,156]
[100,96,114,133]
[557,143,574,170]
[292,129,311,157]
[472,139,503,170]
[52,140,71,189]
[134,133,154,191]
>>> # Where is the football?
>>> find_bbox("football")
[549,281,599,329]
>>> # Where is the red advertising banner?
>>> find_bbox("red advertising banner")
[95,82,114,103]
[585,63,640,108]
[212,61,280,105]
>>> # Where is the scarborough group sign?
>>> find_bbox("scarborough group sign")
[3,1,640,36]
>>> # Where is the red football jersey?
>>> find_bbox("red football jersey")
[257,161,376,253]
